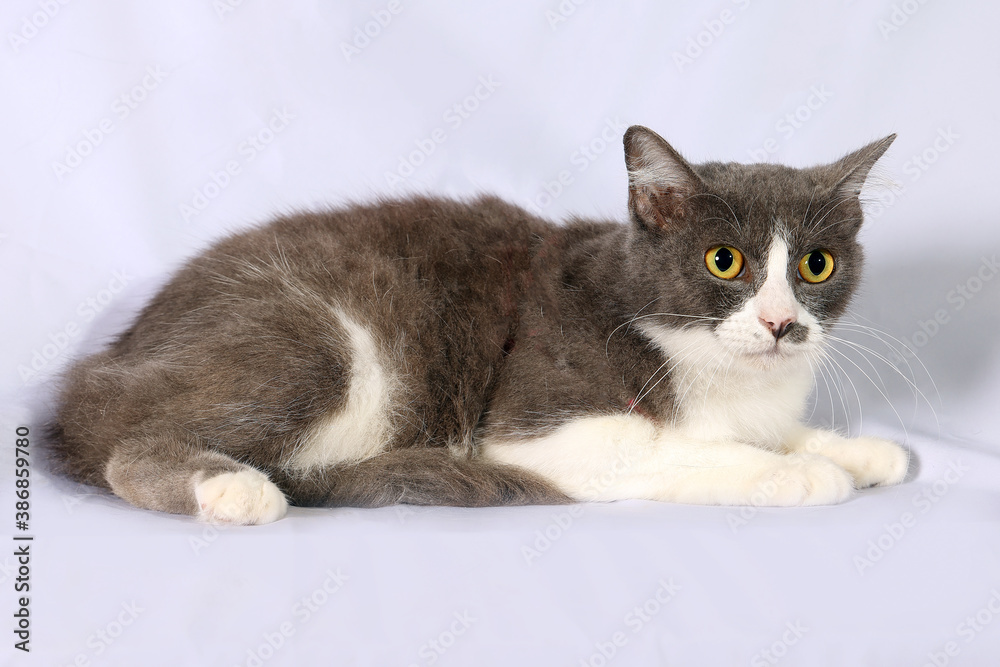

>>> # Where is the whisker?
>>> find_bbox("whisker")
[629,337,706,413]
[825,326,941,435]
[800,190,817,230]
[826,335,892,395]
[607,311,722,365]
[605,297,663,356]
[632,333,718,416]
[826,345,910,440]
[808,195,859,236]
[826,335,927,409]
[822,350,865,435]
[667,347,730,428]
[701,217,743,237]
[817,352,849,433]
[686,192,742,235]
[836,314,942,409]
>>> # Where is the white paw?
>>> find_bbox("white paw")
[754,454,855,506]
[195,470,288,525]
[823,436,909,488]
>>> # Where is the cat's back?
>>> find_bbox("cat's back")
[216,193,550,269]
[52,194,566,486]
[116,194,554,352]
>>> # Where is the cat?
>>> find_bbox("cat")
[48,125,909,524]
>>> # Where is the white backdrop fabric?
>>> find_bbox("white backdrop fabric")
[2,1,999,665]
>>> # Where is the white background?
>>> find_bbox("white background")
[2,1,999,665]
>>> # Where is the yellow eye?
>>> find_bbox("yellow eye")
[798,249,834,283]
[705,246,744,280]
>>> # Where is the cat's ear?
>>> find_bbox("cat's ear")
[827,134,896,199]
[624,126,705,231]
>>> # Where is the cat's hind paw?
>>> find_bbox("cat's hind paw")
[195,470,288,525]
[757,453,855,506]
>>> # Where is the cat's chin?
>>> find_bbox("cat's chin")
[737,345,811,371]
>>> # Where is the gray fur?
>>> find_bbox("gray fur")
[47,126,893,516]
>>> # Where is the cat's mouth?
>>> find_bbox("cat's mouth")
[741,341,801,366]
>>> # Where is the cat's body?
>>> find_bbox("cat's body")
[49,126,909,524]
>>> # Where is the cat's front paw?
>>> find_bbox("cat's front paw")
[195,470,288,525]
[756,453,854,506]
[822,436,909,489]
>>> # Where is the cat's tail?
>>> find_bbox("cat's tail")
[269,447,572,508]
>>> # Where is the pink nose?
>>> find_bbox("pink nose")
[759,316,796,340]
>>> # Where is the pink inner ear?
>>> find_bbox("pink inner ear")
[630,184,686,231]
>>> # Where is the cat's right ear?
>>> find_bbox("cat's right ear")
[826,133,897,199]
[624,126,704,231]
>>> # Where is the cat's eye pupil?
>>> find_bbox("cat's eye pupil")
[715,248,734,272]
[807,251,826,276]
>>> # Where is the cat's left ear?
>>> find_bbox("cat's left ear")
[827,134,896,199]
[624,126,705,231]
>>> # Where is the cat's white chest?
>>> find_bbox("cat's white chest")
[642,325,814,449]
[668,361,812,449]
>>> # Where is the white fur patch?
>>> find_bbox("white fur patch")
[714,236,822,357]
[288,308,394,470]
[195,470,288,525]
[638,324,813,448]
[480,415,855,506]
[787,428,909,488]
[833,436,909,487]
[755,236,798,327]
[481,414,659,501]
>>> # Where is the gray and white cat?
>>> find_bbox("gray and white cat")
[49,125,909,524]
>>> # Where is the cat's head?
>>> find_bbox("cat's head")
[622,125,894,372]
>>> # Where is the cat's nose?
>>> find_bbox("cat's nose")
[759,316,796,340]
